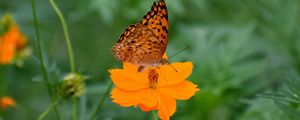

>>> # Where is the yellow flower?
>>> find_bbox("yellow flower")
[0,96,15,111]
[0,14,27,65]
[109,61,199,120]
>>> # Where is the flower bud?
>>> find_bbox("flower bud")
[60,73,85,99]
[0,96,15,111]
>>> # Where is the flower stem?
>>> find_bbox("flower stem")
[0,67,7,95]
[48,0,77,119]
[31,0,52,101]
[72,98,78,120]
[79,95,87,120]
[89,82,113,120]
[49,0,76,73]
[151,111,158,120]
[31,0,61,119]
[37,100,59,120]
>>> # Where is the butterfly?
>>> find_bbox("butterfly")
[112,0,169,72]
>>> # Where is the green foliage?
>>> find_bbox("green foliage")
[0,13,13,35]
[240,99,292,120]
[258,74,300,119]
[1,0,300,119]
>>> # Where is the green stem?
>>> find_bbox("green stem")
[48,0,77,119]
[72,98,78,120]
[79,95,87,120]
[37,100,59,120]
[89,82,113,120]
[151,111,158,120]
[31,0,61,119]
[0,67,7,95]
[31,0,52,100]
[49,0,76,73]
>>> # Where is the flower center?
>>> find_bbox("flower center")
[148,69,158,89]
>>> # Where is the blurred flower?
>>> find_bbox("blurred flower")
[110,61,199,120]
[0,96,15,111]
[0,14,29,65]
[60,73,86,98]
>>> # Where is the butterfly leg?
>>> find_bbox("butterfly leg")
[138,66,146,72]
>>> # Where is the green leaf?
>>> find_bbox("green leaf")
[275,101,300,120]
[257,93,300,104]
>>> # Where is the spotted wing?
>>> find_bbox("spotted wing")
[140,0,168,54]
[113,24,165,66]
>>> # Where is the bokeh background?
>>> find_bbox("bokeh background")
[1,0,300,120]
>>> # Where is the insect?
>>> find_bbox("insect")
[112,0,169,72]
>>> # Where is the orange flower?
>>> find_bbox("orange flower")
[109,62,199,120]
[0,15,27,65]
[0,96,15,110]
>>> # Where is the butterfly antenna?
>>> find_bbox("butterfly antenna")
[169,46,190,59]
[167,46,190,72]
[168,63,178,72]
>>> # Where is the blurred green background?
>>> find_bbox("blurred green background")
[1,0,300,120]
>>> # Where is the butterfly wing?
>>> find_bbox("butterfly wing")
[113,0,169,66]
[140,0,168,54]
[113,24,165,66]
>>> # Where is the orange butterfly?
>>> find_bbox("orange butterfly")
[112,0,169,72]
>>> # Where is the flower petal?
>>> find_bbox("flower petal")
[123,62,151,77]
[162,53,168,59]
[0,37,15,64]
[111,88,159,109]
[157,62,193,86]
[111,87,148,107]
[158,80,199,100]
[123,62,139,72]
[109,69,148,91]
[139,89,159,108]
[139,104,157,112]
[157,91,176,120]
[0,96,15,110]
